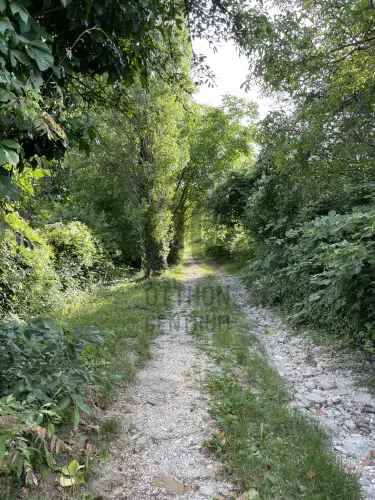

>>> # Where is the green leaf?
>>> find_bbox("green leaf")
[0,17,13,33]
[0,88,14,102]
[0,0,7,13]
[29,70,43,89]
[1,139,20,151]
[67,459,84,476]
[57,396,72,412]
[74,395,91,415]
[73,406,80,427]
[24,39,52,50]
[0,142,19,166]
[0,175,20,201]
[5,149,19,165]
[10,2,29,25]
[10,49,30,66]
[25,45,54,72]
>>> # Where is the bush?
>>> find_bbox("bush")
[245,209,375,349]
[0,318,101,404]
[0,394,64,488]
[201,222,250,259]
[0,318,104,484]
[0,212,60,317]
[202,169,254,259]
[44,221,99,288]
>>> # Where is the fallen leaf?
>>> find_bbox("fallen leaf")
[84,439,94,454]
[55,437,66,454]
[25,469,38,487]
[153,474,187,495]
[59,475,75,487]
[307,468,317,481]
[33,426,47,438]
[218,430,226,444]
[237,489,260,500]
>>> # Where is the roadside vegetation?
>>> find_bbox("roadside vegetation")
[200,2,375,353]
[1,274,178,499]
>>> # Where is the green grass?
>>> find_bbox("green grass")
[190,272,362,499]
[56,275,180,406]
[2,274,180,500]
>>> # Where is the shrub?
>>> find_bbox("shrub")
[0,318,101,404]
[0,212,60,317]
[44,221,99,288]
[245,209,375,349]
[201,223,250,259]
[202,169,254,259]
[0,394,64,487]
[0,318,104,484]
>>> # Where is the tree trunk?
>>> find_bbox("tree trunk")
[143,207,166,277]
[168,208,185,265]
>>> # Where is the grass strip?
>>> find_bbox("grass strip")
[190,272,362,499]
[57,275,179,406]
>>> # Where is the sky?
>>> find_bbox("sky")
[192,38,278,119]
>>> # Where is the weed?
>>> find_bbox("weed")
[99,418,121,440]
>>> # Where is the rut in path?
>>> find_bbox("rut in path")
[92,262,235,499]
[220,272,375,499]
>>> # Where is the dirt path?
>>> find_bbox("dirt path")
[92,262,235,499]
[220,272,375,499]
[91,261,375,499]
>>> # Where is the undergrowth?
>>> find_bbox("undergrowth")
[0,274,179,498]
[244,210,375,353]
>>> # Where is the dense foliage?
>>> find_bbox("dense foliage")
[203,0,375,350]
[0,0,251,177]
[44,221,99,288]
[0,317,104,487]
[0,211,59,315]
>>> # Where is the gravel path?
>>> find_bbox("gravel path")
[220,273,375,499]
[92,263,235,499]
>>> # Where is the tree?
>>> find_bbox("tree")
[59,79,189,274]
[232,0,375,347]
[169,96,257,263]
[0,0,256,177]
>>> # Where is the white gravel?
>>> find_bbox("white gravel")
[91,262,375,499]
[92,263,236,499]
[220,272,375,500]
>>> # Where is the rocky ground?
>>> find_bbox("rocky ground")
[221,273,375,499]
[91,262,375,499]
[92,264,236,499]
